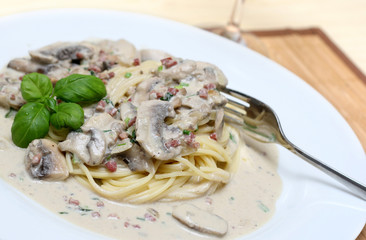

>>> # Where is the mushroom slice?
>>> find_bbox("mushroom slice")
[110,139,132,155]
[214,108,225,139]
[172,203,228,237]
[120,143,154,173]
[119,102,137,124]
[25,139,69,180]
[7,58,45,73]
[136,100,183,160]
[140,49,172,62]
[58,131,91,164]
[87,128,106,166]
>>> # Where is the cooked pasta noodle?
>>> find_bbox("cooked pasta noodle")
[66,123,240,204]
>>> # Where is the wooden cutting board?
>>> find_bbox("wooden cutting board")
[241,28,366,240]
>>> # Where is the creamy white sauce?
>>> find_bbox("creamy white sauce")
[0,107,282,239]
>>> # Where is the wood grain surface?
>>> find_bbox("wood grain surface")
[242,28,366,240]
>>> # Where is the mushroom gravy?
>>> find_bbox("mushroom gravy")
[0,107,282,239]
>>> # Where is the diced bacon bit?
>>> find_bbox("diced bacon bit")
[209,132,218,141]
[107,213,120,219]
[108,72,115,78]
[88,65,102,73]
[8,173,16,178]
[96,201,104,207]
[105,160,117,172]
[128,97,132,102]
[150,90,164,99]
[204,83,216,90]
[132,224,141,229]
[133,58,140,66]
[10,94,16,100]
[198,88,208,99]
[108,108,118,117]
[119,131,128,140]
[19,76,23,81]
[160,57,177,68]
[102,79,108,85]
[57,99,63,104]
[165,139,181,149]
[184,132,200,148]
[127,116,137,128]
[76,52,84,59]
[91,212,101,218]
[144,213,156,222]
[96,100,106,112]
[168,87,179,96]
[124,221,130,228]
[69,197,80,206]
[31,153,42,165]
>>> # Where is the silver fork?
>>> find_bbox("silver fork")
[219,87,366,200]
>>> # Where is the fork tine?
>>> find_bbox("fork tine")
[227,98,249,110]
[219,87,251,103]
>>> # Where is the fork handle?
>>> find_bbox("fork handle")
[287,142,366,200]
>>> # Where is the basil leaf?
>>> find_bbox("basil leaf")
[45,98,58,113]
[50,102,84,130]
[11,102,50,148]
[54,74,106,103]
[21,73,53,102]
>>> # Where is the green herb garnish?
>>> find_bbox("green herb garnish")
[117,143,127,146]
[160,92,174,101]
[11,73,106,148]
[130,129,137,143]
[174,82,189,89]
[124,72,132,78]
[183,130,190,135]
[229,133,237,143]
[124,117,131,126]
[257,201,269,213]
[59,211,69,214]
[157,65,163,72]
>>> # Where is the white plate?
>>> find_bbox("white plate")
[0,9,365,240]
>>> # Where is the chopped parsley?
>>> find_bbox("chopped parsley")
[124,117,131,126]
[183,130,190,135]
[130,129,137,143]
[89,70,95,76]
[174,82,189,89]
[257,201,269,213]
[157,65,163,72]
[103,129,112,132]
[59,211,69,214]
[117,143,127,146]
[229,133,237,143]
[78,206,93,212]
[160,92,174,101]
[124,72,132,78]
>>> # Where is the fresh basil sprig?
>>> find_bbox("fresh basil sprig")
[54,74,106,103]
[11,73,107,148]
[50,102,84,130]
[11,102,51,148]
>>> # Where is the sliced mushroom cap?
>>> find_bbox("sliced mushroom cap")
[195,61,228,87]
[136,100,183,160]
[214,108,225,139]
[29,42,95,63]
[7,58,45,73]
[119,102,137,124]
[58,131,91,164]
[25,139,69,181]
[159,60,197,80]
[172,203,228,237]
[132,77,165,106]
[95,39,139,66]
[120,143,154,172]
[87,128,106,166]
[140,49,172,62]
